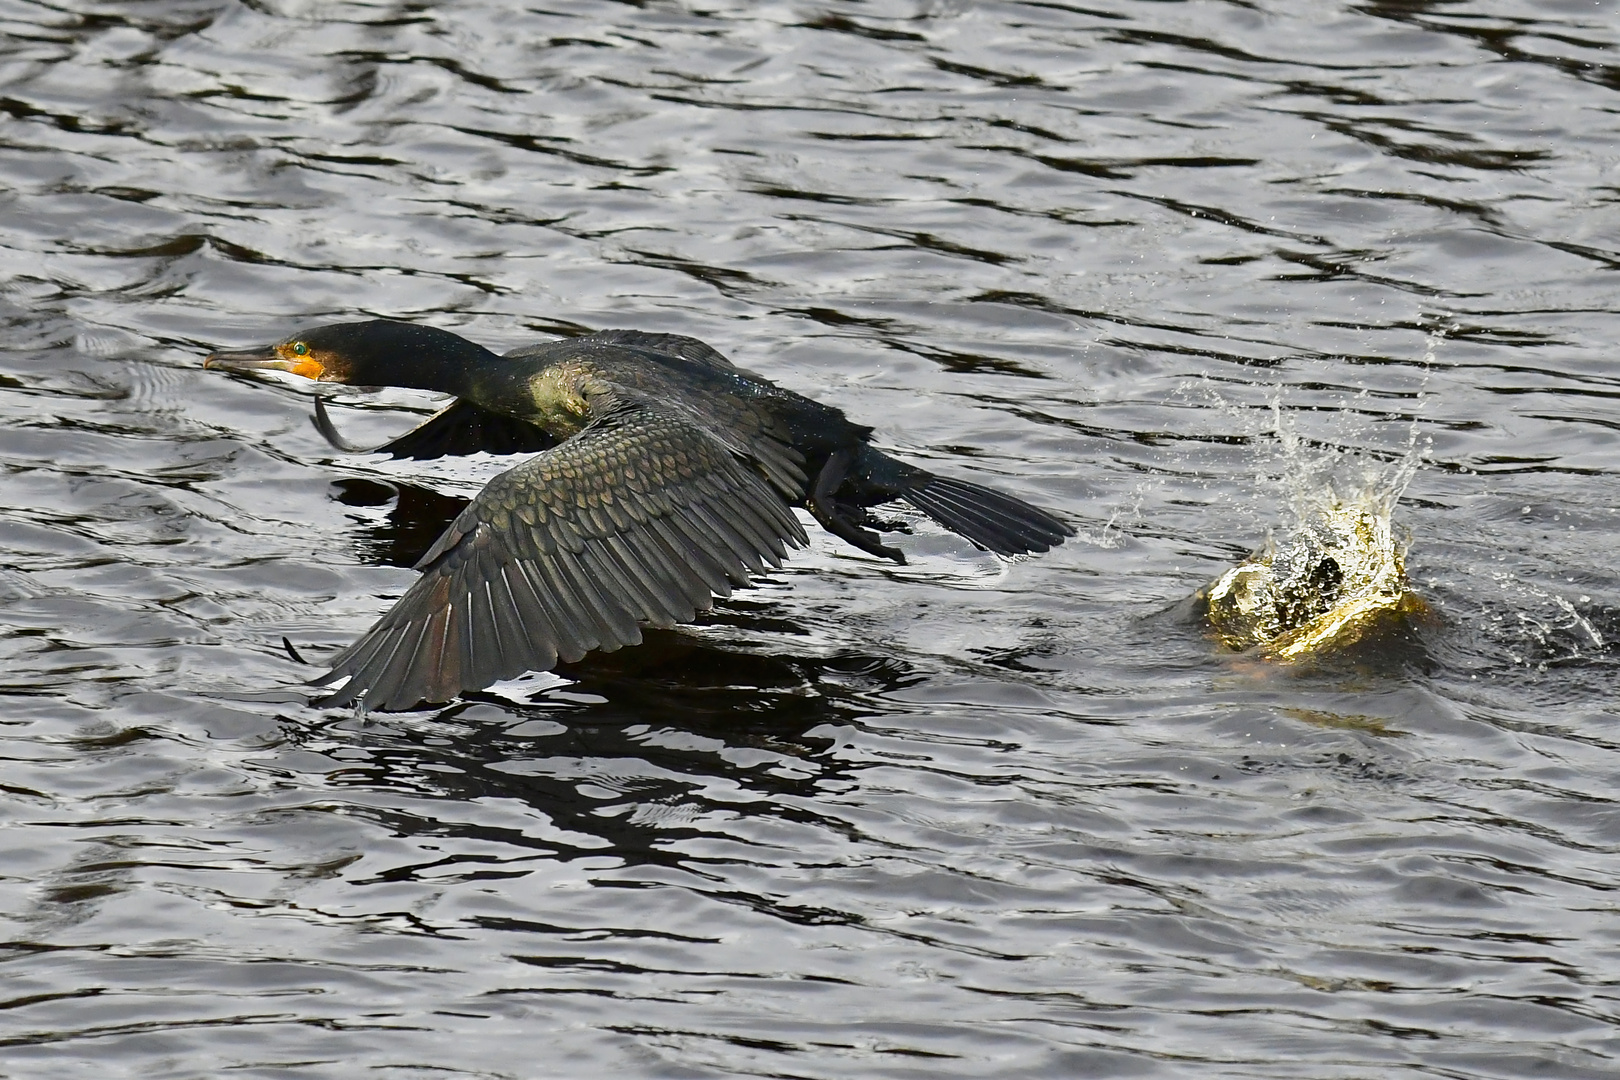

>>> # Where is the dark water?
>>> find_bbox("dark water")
[3,1,1619,1076]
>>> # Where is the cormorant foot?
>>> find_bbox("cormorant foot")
[811,450,907,563]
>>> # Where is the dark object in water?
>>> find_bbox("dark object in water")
[1198,497,1429,659]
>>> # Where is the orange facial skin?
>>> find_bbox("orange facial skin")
[204,339,343,382]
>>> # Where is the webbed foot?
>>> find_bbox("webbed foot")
[810,450,907,564]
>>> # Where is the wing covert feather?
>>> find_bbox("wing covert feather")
[577,339,810,502]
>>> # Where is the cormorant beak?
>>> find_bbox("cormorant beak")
[204,345,326,381]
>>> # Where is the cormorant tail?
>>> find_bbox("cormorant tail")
[899,472,1074,557]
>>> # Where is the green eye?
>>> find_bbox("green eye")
[291,342,309,356]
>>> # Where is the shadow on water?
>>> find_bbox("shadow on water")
[287,632,914,888]
[330,476,468,568]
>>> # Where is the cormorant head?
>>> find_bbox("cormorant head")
[205,320,493,393]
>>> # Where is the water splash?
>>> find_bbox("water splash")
[1198,379,1432,659]
[1202,489,1428,658]
[1078,482,1145,550]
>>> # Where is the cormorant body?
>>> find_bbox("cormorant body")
[206,320,1072,711]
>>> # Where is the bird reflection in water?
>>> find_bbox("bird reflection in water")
[296,630,913,889]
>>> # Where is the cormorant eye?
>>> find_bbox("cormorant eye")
[291,342,310,357]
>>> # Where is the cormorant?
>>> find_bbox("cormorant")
[206,320,1072,711]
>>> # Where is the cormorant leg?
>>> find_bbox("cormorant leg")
[809,449,907,564]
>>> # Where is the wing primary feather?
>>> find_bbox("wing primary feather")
[457,573,490,690]
[328,614,413,711]
[383,602,451,712]
[473,549,526,685]
[417,602,456,707]
[711,464,803,552]
[710,486,778,554]
[543,547,618,652]
[606,536,687,625]
[526,550,604,661]
[690,499,767,573]
[602,533,691,624]
[639,514,711,592]
[472,572,513,685]
[487,563,543,675]
[692,482,766,551]
[372,611,436,712]
[499,562,567,673]
[554,545,641,647]
[715,484,795,559]
[505,558,564,653]
[314,611,399,699]
[661,501,729,566]
[447,583,475,694]
[736,483,805,551]
[649,514,736,596]
[617,525,709,616]
[318,610,391,683]
[667,508,752,589]
[499,563,561,672]
[459,583,485,693]
[578,538,662,624]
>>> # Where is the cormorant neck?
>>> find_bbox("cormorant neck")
[359,323,501,399]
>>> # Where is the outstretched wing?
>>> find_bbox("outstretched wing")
[313,400,808,712]
[314,396,560,460]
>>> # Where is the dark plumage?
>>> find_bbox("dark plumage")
[205,320,1072,711]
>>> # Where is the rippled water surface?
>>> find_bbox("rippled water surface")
[3,1,1619,1075]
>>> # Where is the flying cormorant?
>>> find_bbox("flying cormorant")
[206,320,1071,711]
